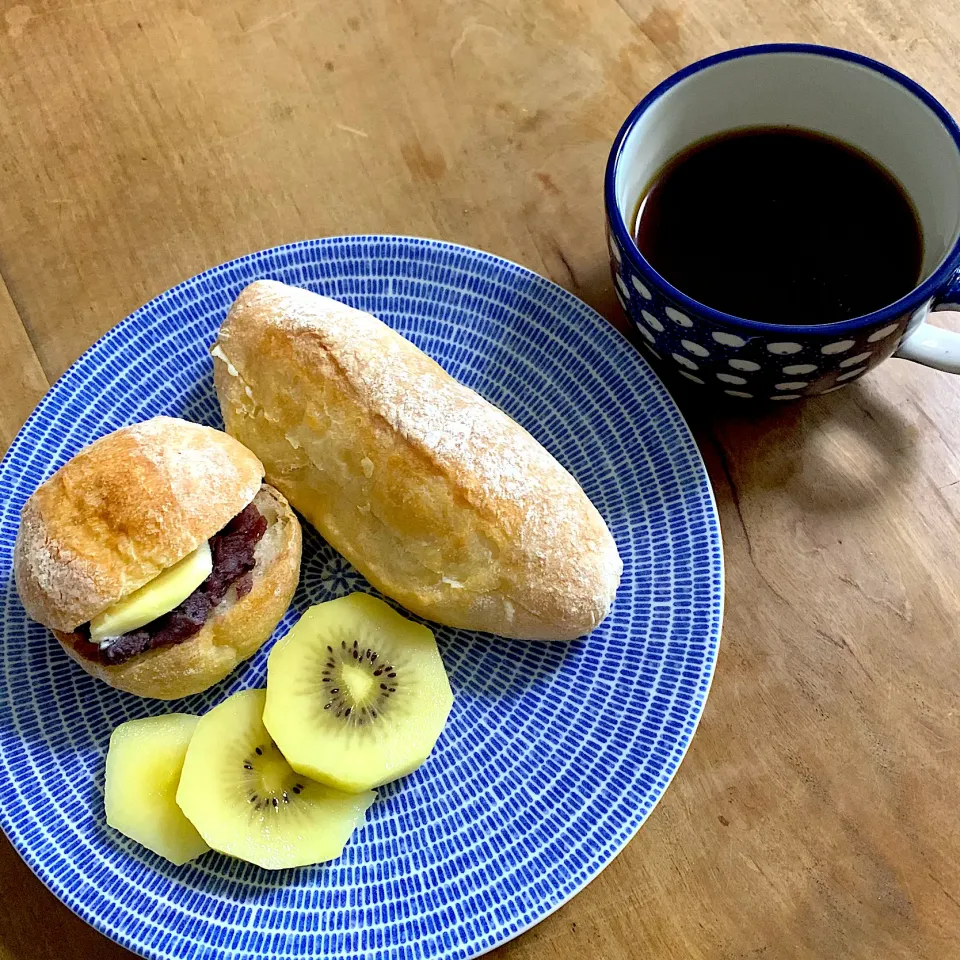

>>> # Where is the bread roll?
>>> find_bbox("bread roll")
[14,417,302,699]
[213,280,621,640]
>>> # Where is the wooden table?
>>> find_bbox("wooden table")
[1,2,959,958]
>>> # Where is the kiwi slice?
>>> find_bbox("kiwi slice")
[176,689,375,870]
[105,713,209,866]
[263,593,453,794]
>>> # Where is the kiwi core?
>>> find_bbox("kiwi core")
[243,740,305,811]
[321,638,398,725]
[342,664,376,702]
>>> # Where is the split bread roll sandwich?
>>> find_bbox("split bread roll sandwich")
[212,280,621,641]
[14,417,301,699]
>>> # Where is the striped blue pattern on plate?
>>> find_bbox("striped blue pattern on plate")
[0,236,723,960]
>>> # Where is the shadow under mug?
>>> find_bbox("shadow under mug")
[604,44,960,401]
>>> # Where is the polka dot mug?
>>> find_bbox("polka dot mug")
[605,44,960,401]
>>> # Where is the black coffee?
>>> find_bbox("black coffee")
[633,127,923,325]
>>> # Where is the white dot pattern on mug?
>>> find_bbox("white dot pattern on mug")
[771,394,801,400]
[641,310,664,332]
[609,260,906,400]
[712,332,747,347]
[678,370,705,383]
[665,307,694,327]
[821,339,855,354]
[672,352,699,370]
[819,384,847,393]
[681,340,710,358]
[724,390,753,398]
[615,273,630,298]
[868,323,899,342]
[615,288,629,312]
[839,351,872,368]
[767,342,803,355]
[631,276,652,299]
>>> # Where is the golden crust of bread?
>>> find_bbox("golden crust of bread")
[212,280,622,641]
[14,416,264,632]
[54,485,301,700]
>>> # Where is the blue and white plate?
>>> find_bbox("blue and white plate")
[0,237,723,960]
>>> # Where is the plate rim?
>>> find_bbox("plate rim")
[0,234,724,960]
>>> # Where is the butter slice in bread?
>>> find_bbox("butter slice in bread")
[212,280,622,641]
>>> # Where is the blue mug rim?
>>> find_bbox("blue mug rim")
[604,42,960,336]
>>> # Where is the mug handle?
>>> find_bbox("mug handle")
[895,267,960,372]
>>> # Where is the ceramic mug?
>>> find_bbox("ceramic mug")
[604,44,960,400]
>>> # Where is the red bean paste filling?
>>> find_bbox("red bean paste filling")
[71,501,268,667]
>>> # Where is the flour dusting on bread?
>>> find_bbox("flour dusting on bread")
[213,280,621,641]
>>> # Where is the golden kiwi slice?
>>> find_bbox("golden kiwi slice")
[263,593,454,794]
[176,689,374,870]
[105,714,209,866]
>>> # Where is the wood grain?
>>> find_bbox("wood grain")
[0,274,47,453]
[1,0,960,958]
